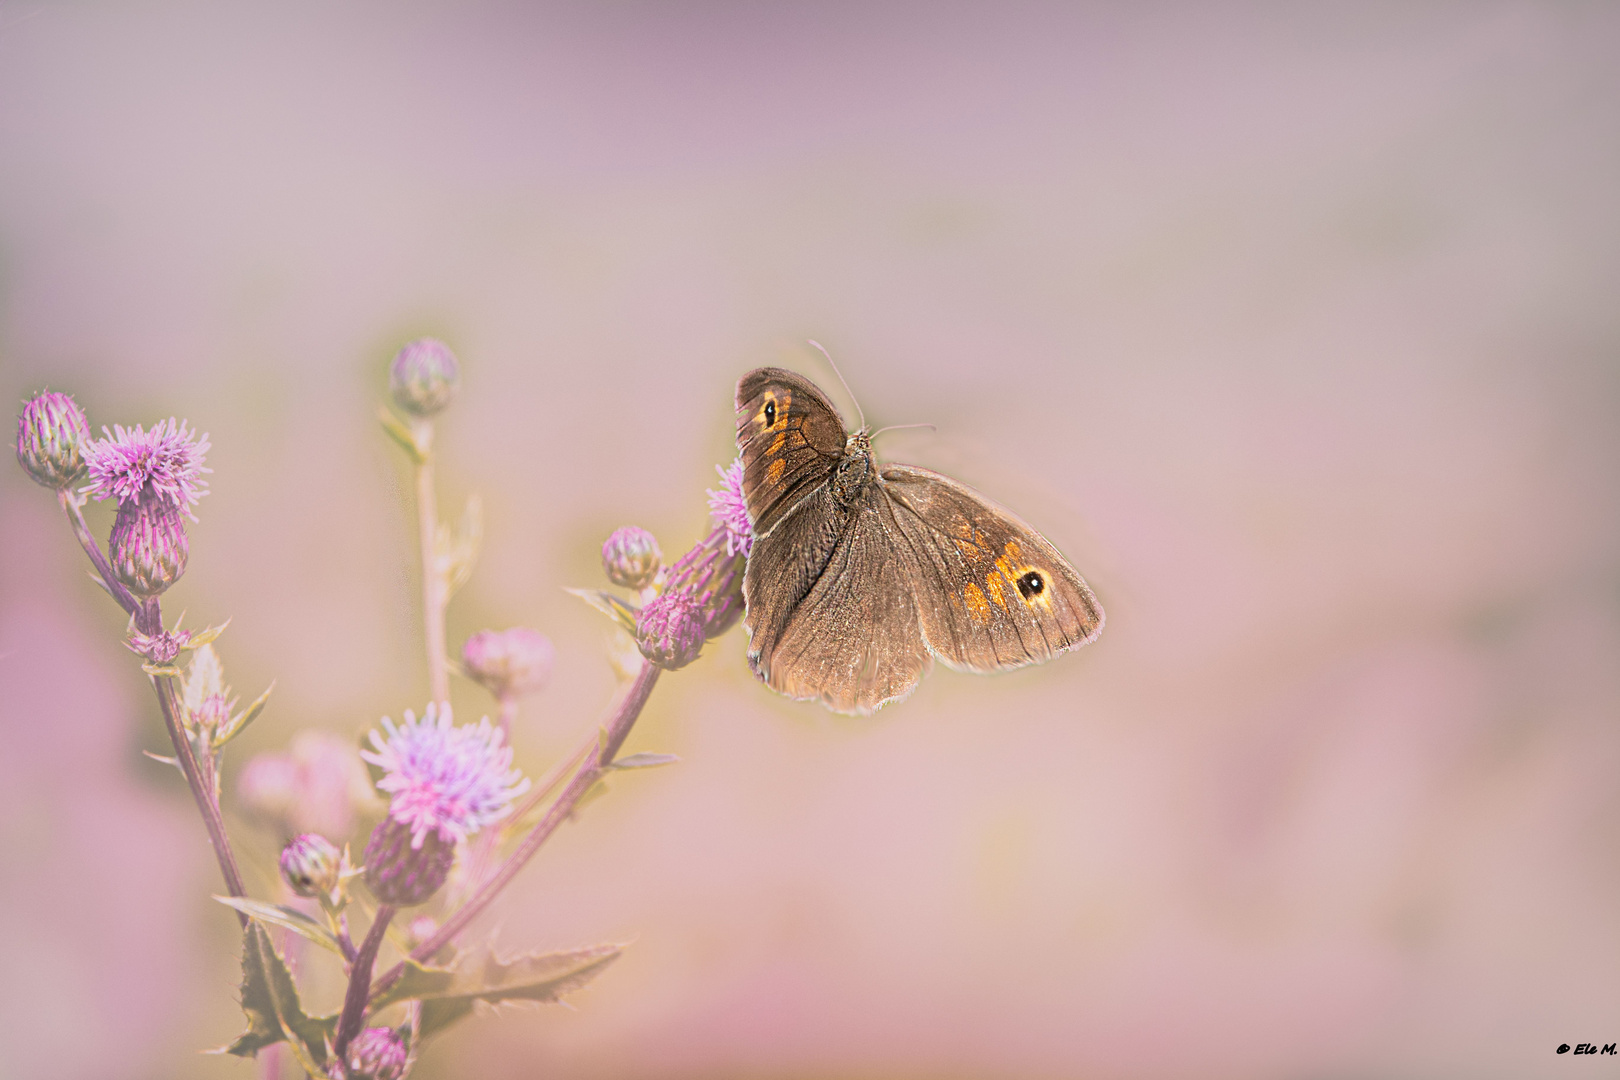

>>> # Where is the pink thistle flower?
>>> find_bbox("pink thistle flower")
[360,704,528,849]
[706,458,753,557]
[82,418,211,515]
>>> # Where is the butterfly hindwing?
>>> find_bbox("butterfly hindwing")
[743,482,933,714]
[879,464,1104,674]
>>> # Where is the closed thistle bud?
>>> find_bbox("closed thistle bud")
[388,338,460,418]
[602,526,662,589]
[636,590,705,670]
[339,1027,408,1080]
[279,833,342,898]
[15,391,90,489]
[462,627,555,700]
[108,499,189,597]
[363,817,454,907]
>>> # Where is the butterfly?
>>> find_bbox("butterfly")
[735,363,1104,714]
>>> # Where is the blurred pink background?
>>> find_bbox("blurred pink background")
[3,4,1618,1079]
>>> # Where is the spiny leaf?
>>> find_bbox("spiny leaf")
[214,896,345,956]
[184,618,232,649]
[378,405,426,462]
[214,679,276,747]
[142,749,182,772]
[219,923,335,1073]
[610,752,680,770]
[565,588,640,636]
[370,943,623,1039]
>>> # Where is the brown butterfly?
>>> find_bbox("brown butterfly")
[736,363,1104,714]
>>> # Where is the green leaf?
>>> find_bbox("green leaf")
[141,663,183,678]
[565,588,640,636]
[219,924,335,1074]
[610,752,680,770]
[214,896,346,956]
[371,943,623,1039]
[214,679,276,747]
[142,749,182,772]
[378,405,426,462]
[183,618,232,649]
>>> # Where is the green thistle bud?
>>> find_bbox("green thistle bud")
[15,391,90,489]
[602,526,662,590]
[279,833,342,898]
[388,338,460,418]
[108,499,189,597]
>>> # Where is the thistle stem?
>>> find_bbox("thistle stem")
[413,434,451,710]
[56,494,247,919]
[335,903,396,1059]
[143,601,249,921]
[57,488,138,615]
[370,658,662,1001]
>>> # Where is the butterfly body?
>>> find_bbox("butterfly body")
[736,367,1103,715]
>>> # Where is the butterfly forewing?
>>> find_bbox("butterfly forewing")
[735,368,847,537]
[879,464,1104,673]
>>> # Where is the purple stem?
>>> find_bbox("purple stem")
[334,903,396,1059]
[57,488,138,615]
[56,493,248,917]
[370,658,662,1001]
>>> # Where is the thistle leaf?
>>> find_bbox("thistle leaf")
[370,943,623,1039]
[142,749,182,772]
[184,618,232,649]
[565,588,640,636]
[220,923,335,1074]
[214,896,345,955]
[378,406,426,462]
[214,680,276,748]
[609,752,680,770]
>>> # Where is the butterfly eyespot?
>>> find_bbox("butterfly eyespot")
[1017,571,1045,599]
[764,400,777,426]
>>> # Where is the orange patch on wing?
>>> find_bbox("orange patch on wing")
[964,583,990,623]
[954,537,979,559]
[984,570,1007,609]
[767,458,786,484]
[1003,540,1023,563]
[769,431,787,454]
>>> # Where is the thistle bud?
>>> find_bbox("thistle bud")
[388,338,460,418]
[662,524,747,640]
[462,627,555,700]
[108,499,188,597]
[15,391,90,489]
[362,817,454,907]
[338,1027,408,1080]
[636,591,705,670]
[279,833,342,898]
[602,526,662,589]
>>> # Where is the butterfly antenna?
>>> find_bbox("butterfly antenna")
[871,422,936,440]
[807,339,866,430]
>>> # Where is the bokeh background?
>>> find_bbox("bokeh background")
[3,4,1618,1078]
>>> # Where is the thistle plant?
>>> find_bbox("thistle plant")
[16,340,755,1078]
